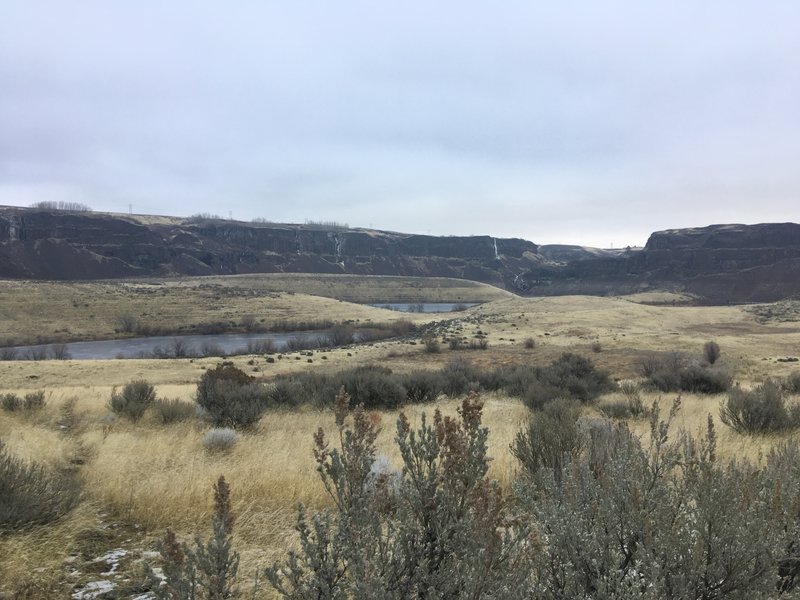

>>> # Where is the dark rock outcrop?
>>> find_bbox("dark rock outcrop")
[1,207,798,304]
[522,223,800,303]
[0,207,540,288]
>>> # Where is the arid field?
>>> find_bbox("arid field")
[1,275,800,597]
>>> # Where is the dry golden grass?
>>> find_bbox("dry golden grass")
[0,274,507,344]
[2,287,800,596]
[0,389,527,597]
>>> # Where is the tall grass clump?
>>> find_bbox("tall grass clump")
[598,381,648,420]
[108,380,156,422]
[0,440,80,529]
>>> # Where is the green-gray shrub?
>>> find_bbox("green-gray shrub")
[0,440,80,529]
[704,340,721,364]
[147,476,239,599]
[785,371,800,395]
[516,401,800,597]
[1,393,22,412]
[0,391,45,413]
[402,370,443,404]
[720,380,798,434]
[440,357,480,396]
[201,380,271,428]
[202,428,239,452]
[599,383,647,420]
[422,336,440,353]
[152,398,195,424]
[108,380,156,422]
[266,392,533,598]
[23,391,46,411]
[512,399,583,482]
[337,366,406,409]
[641,352,732,394]
[196,364,270,428]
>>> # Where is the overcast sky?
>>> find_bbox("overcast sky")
[1,2,798,247]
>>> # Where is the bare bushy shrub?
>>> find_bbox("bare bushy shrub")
[402,370,443,404]
[116,314,138,333]
[108,380,156,422]
[521,380,564,411]
[241,314,257,332]
[720,379,799,434]
[422,336,440,353]
[29,200,91,212]
[639,351,732,394]
[49,343,71,360]
[202,428,239,452]
[523,337,536,349]
[0,347,18,361]
[171,337,192,358]
[26,346,48,361]
[0,440,80,529]
[1,393,21,412]
[23,391,46,411]
[704,340,721,364]
[324,325,355,347]
[199,342,225,358]
[245,338,275,354]
[440,357,480,397]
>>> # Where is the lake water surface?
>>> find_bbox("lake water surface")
[5,303,480,360]
[370,302,478,313]
[6,331,325,361]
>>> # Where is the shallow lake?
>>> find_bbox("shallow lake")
[5,331,326,361]
[370,302,478,313]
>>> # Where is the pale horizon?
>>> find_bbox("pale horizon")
[2,1,798,248]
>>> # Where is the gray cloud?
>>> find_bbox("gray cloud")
[1,1,798,246]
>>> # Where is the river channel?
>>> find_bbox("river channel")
[5,302,479,360]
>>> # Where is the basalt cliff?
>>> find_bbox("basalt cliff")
[1,207,798,304]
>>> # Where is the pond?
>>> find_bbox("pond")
[370,302,479,313]
[3,331,327,361]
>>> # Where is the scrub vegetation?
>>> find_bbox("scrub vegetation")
[2,280,800,597]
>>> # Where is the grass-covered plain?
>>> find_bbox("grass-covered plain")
[2,278,800,597]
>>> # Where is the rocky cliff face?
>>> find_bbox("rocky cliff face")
[0,207,541,288]
[521,223,800,302]
[1,208,798,303]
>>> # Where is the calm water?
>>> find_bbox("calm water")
[4,303,480,360]
[5,331,326,360]
[370,302,478,313]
